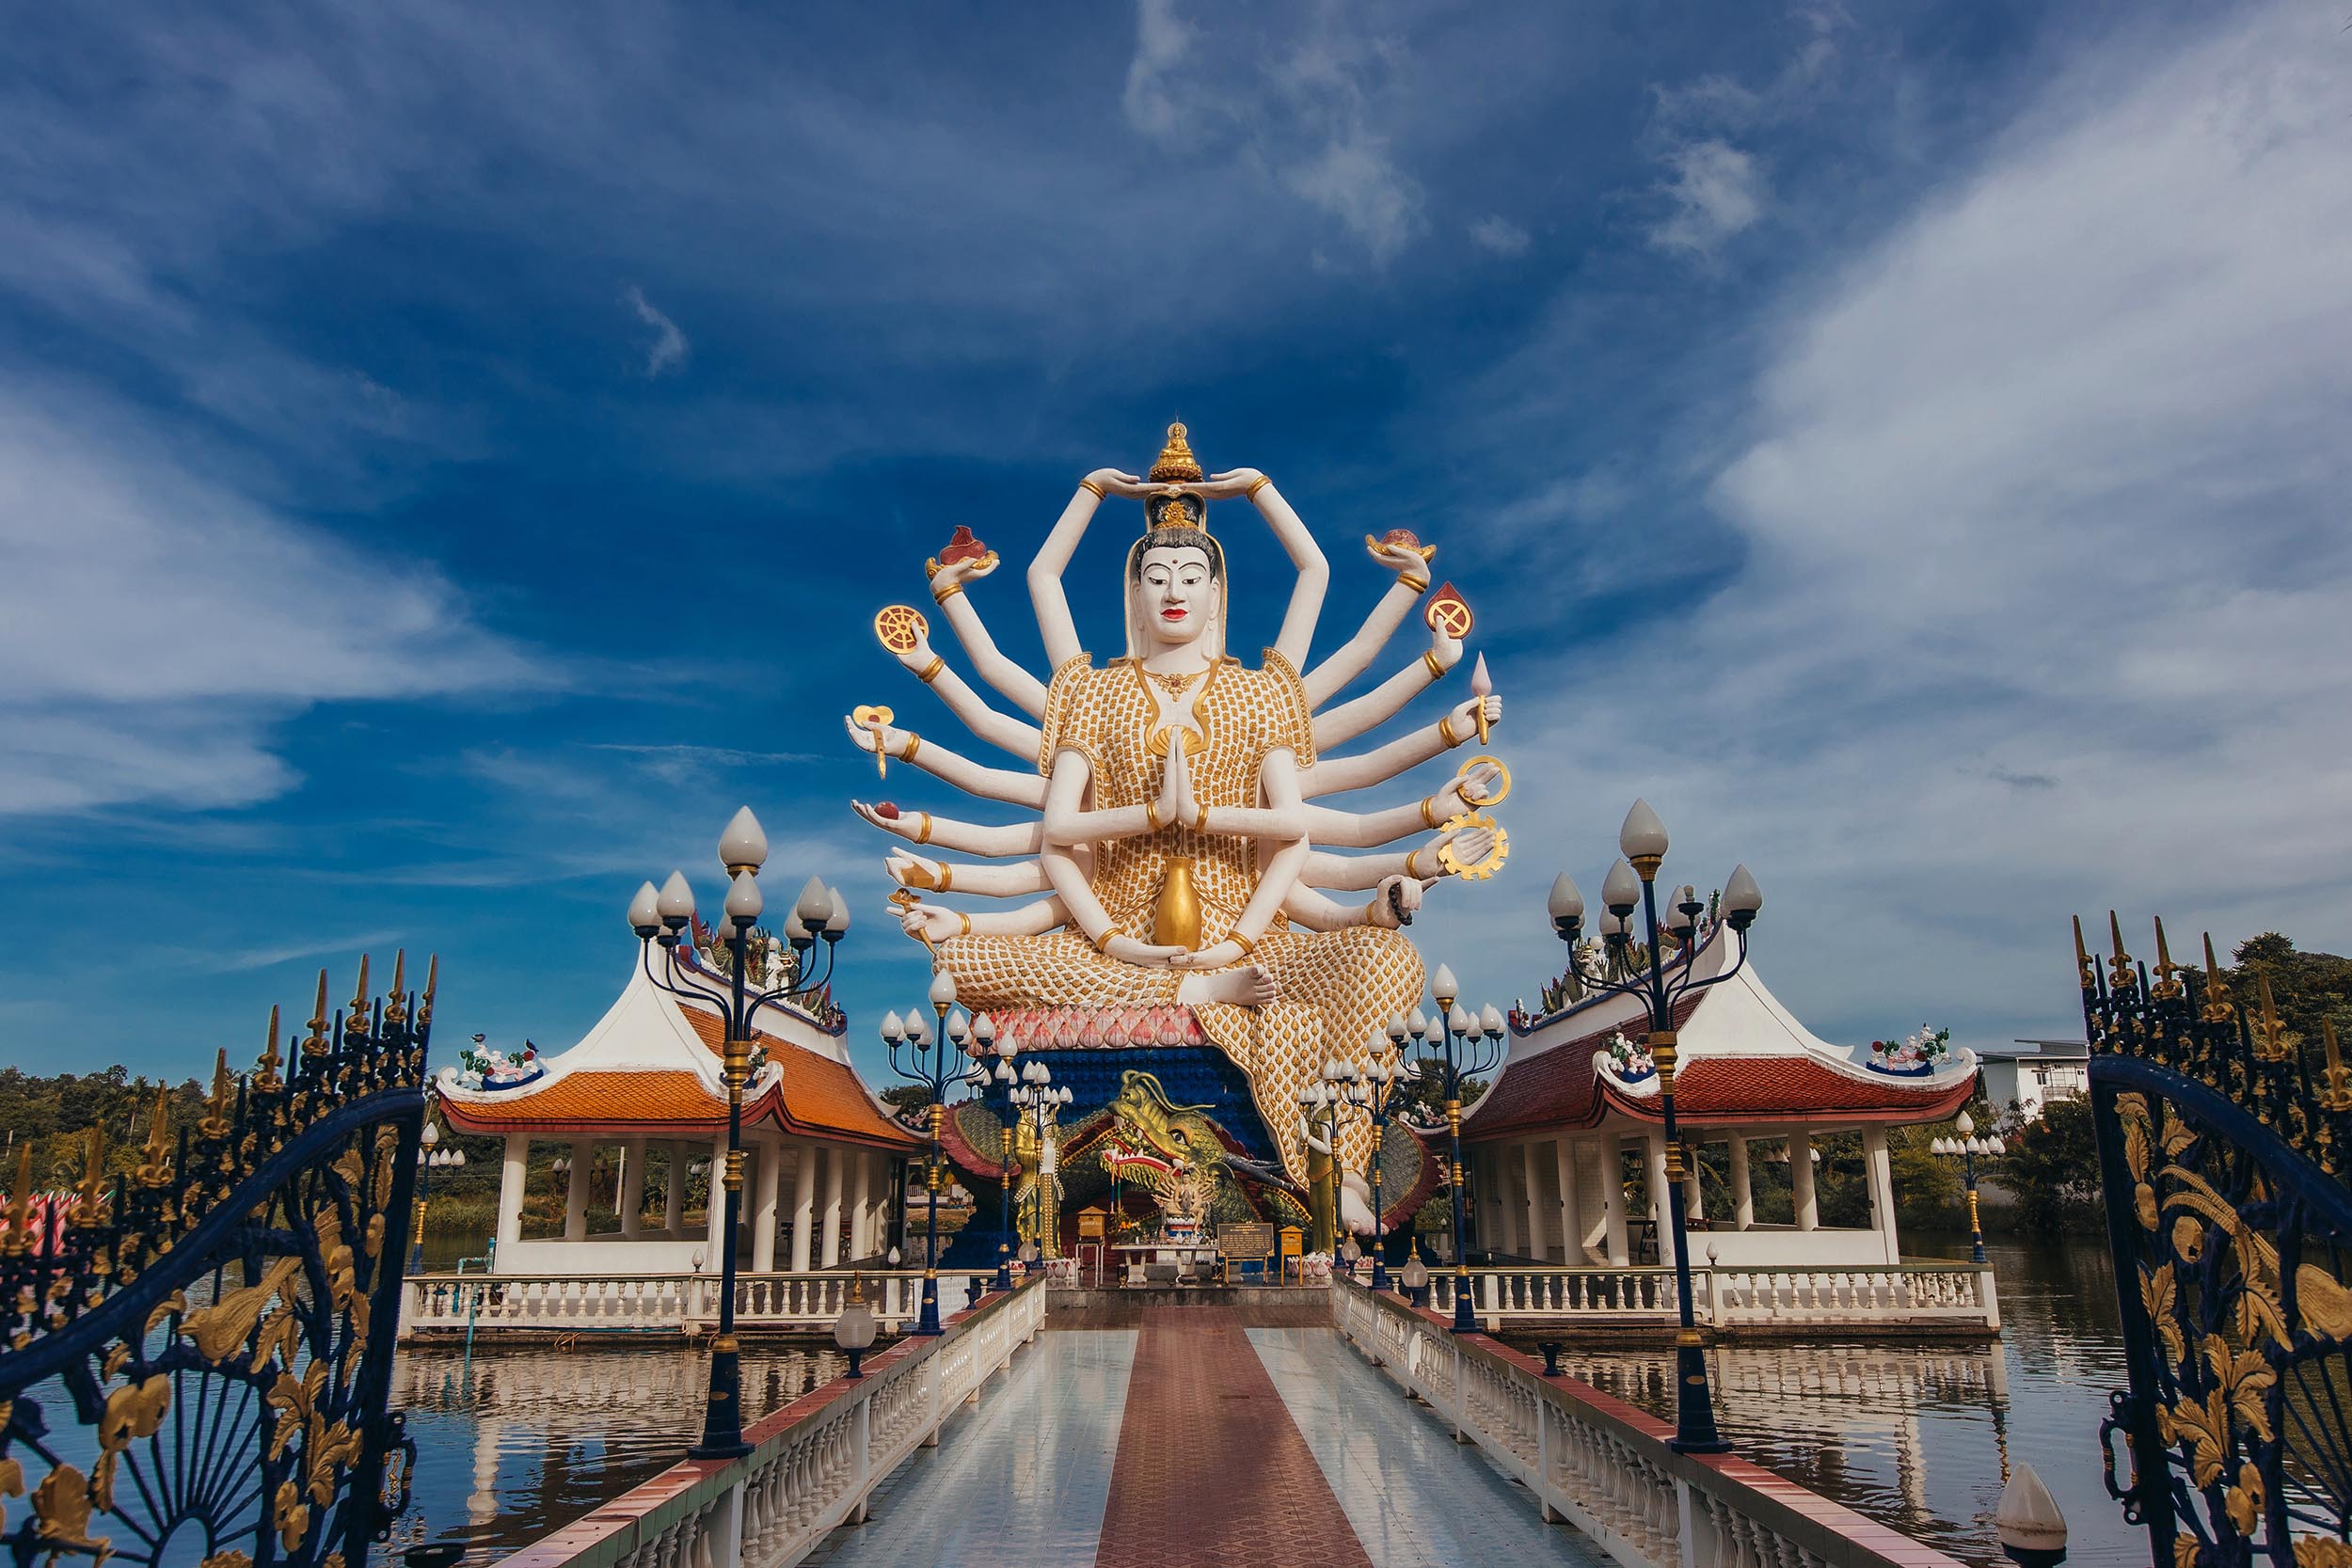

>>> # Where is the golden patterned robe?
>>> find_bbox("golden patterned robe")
[937,650,1423,1183]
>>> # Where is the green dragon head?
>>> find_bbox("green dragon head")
[1104,1069,1227,1187]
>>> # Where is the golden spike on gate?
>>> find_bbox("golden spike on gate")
[2107,911,2136,991]
[255,1005,284,1091]
[384,949,408,1027]
[304,970,331,1057]
[201,1049,233,1140]
[2201,934,2235,1023]
[2320,1021,2352,1115]
[2074,915,2095,990]
[346,953,373,1037]
[2254,974,2291,1065]
[74,1125,107,1225]
[420,953,439,1028]
[2152,917,2184,1000]
[135,1085,174,1190]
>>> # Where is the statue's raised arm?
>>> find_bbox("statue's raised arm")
[1028,467,1149,671]
[1302,532,1439,707]
[924,542,1049,720]
[1188,460,1327,673]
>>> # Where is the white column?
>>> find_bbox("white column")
[1682,1140,1704,1221]
[1645,1132,1674,1264]
[847,1151,873,1259]
[1790,1132,1819,1231]
[497,1132,528,1253]
[564,1140,592,1242]
[753,1139,783,1271]
[1602,1137,1629,1265]
[1552,1137,1581,1264]
[662,1140,685,1234]
[706,1134,728,1252]
[820,1145,846,1267]
[1728,1135,1754,1230]
[790,1144,818,1271]
[1494,1147,1523,1258]
[1521,1141,1549,1261]
[1863,1125,1899,1261]
[620,1136,646,1238]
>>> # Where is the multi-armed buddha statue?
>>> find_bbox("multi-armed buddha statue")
[848,424,1509,1227]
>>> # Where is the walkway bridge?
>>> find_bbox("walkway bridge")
[501,1278,1966,1568]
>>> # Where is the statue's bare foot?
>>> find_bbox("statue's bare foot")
[1180,963,1277,1008]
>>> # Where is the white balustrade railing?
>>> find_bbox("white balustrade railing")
[399,1269,995,1339]
[1411,1262,1996,1332]
[1331,1278,1971,1568]
[502,1277,1046,1568]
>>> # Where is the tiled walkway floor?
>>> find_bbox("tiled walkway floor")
[805,1316,1607,1568]
[804,1328,1136,1568]
[1248,1326,1611,1568]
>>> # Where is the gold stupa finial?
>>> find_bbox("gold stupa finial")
[1149,420,1203,483]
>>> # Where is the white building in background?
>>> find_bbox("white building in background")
[1977,1039,2090,1122]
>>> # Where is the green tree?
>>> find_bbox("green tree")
[1994,1094,2102,1235]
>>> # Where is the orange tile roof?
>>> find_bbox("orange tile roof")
[1464,990,1974,1140]
[678,1009,921,1150]
[438,1069,728,1133]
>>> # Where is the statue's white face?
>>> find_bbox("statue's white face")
[1136,546,1219,651]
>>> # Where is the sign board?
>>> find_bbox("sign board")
[1219,1221,1276,1261]
[1076,1206,1108,1241]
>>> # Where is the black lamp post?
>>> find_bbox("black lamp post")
[1411,965,1506,1334]
[627,806,849,1461]
[977,1014,1022,1293]
[882,972,961,1335]
[1370,1023,1421,1292]
[407,1120,462,1274]
[1931,1112,2004,1264]
[1546,798,1763,1455]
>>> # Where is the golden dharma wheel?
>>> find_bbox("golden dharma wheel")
[873,604,930,655]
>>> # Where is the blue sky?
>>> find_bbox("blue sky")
[4,1,2348,1089]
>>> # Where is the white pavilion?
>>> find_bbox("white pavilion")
[434,942,922,1275]
[1462,925,1978,1269]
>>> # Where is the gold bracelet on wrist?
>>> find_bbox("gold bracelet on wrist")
[1401,573,1430,595]
[915,656,945,685]
[1406,848,1426,879]
[935,863,953,893]
[958,912,972,938]
[1422,649,1445,681]
[915,812,932,845]
[1092,927,1119,954]
[899,734,921,762]
[1144,800,1163,833]
[1197,806,1214,835]
[1420,796,1442,830]
[1438,716,1462,749]
[1246,475,1273,499]
[930,580,965,606]
[1079,478,1105,499]
[1229,931,1257,958]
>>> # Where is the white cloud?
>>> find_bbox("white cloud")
[1428,1,2352,1042]
[1469,215,1531,257]
[1121,0,1196,141]
[0,384,547,816]
[624,285,690,376]
[1647,139,1766,257]
[1284,132,1422,264]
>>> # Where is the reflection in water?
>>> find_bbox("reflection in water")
[1519,1235,2135,1568]
[389,1340,847,1561]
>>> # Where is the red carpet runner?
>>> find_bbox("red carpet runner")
[1093,1308,1373,1568]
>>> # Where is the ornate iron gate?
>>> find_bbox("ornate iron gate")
[1,955,436,1568]
[2082,916,2352,1568]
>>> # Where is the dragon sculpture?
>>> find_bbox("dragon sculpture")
[1103,1070,1229,1242]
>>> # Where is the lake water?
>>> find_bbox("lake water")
[1521,1233,2137,1568]
[388,1231,2138,1566]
